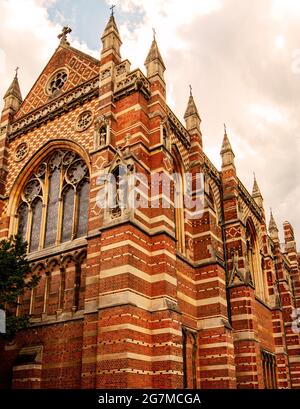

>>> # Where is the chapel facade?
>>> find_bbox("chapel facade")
[0,13,300,389]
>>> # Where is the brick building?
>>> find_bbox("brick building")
[0,14,300,389]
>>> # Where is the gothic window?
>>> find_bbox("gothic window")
[173,151,185,255]
[246,220,267,301]
[262,350,277,389]
[46,69,68,96]
[182,328,197,389]
[62,186,74,242]
[76,111,93,132]
[14,142,29,162]
[30,198,43,252]
[16,149,89,252]
[17,202,29,242]
[208,185,219,224]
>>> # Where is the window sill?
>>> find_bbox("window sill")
[27,237,87,262]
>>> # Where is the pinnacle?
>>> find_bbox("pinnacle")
[4,71,22,102]
[220,131,233,155]
[269,209,278,232]
[184,92,200,120]
[144,37,166,70]
[102,13,120,37]
[252,174,262,198]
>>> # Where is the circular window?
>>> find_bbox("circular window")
[46,69,68,96]
[14,142,29,162]
[75,110,93,132]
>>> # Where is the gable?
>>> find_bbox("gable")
[14,45,99,120]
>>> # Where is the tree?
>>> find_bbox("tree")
[0,235,40,339]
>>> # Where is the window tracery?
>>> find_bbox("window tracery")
[46,69,68,96]
[246,220,267,301]
[76,111,93,132]
[16,149,89,252]
[173,151,186,255]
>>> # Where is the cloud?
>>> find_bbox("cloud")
[0,0,96,105]
[107,0,300,242]
[1,0,299,242]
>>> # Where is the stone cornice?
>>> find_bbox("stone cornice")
[166,106,191,149]
[114,68,151,102]
[238,178,263,221]
[203,154,221,185]
[8,76,100,141]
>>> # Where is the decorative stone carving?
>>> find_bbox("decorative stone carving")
[14,142,29,162]
[114,69,151,101]
[46,69,68,96]
[94,115,109,149]
[228,250,244,287]
[101,69,111,81]
[166,106,191,149]
[238,180,263,220]
[66,160,88,185]
[116,60,130,77]
[23,179,42,202]
[9,77,99,140]
[99,152,135,224]
[161,117,171,151]
[75,110,93,132]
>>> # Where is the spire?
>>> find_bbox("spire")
[220,125,235,168]
[101,9,122,62]
[184,86,200,120]
[144,31,166,80]
[269,209,279,241]
[184,85,201,135]
[3,68,22,112]
[252,173,262,197]
[252,173,264,209]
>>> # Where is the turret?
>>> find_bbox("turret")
[184,86,201,144]
[220,125,235,169]
[269,210,279,242]
[144,30,166,82]
[101,8,122,64]
[2,68,22,114]
[252,174,264,209]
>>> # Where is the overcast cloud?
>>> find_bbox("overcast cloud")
[0,0,299,243]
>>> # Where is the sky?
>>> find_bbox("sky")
[0,0,299,244]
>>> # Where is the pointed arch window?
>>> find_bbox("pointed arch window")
[16,149,89,252]
[173,151,186,255]
[246,220,267,301]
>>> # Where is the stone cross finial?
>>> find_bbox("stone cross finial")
[110,4,116,16]
[224,123,227,135]
[15,66,19,78]
[152,28,156,39]
[58,26,72,46]
[189,84,192,96]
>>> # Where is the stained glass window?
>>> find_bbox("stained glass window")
[17,202,28,242]
[77,180,89,237]
[45,169,60,247]
[62,186,74,242]
[30,199,43,252]
[16,149,89,252]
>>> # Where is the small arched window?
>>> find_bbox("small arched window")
[246,220,267,301]
[16,149,89,252]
